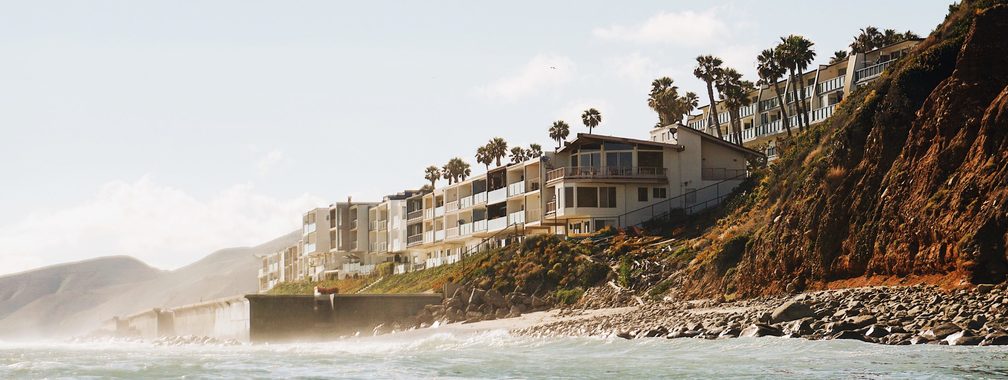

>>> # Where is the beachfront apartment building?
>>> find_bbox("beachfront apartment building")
[258,124,759,287]
[685,39,921,158]
[258,244,300,293]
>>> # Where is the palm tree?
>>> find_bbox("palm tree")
[882,29,901,45]
[850,26,883,54]
[442,163,454,185]
[457,160,471,180]
[901,30,920,40]
[475,146,492,170]
[778,35,815,131]
[694,55,724,138]
[442,157,470,183]
[756,48,792,138]
[581,108,602,134]
[487,138,508,167]
[715,68,754,145]
[648,77,700,127]
[527,143,543,158]
[509,146,527,164]
[548,120,570,150]
[424,166,440,188]
[829,50,849,65]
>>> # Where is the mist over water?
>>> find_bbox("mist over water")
[2,329,1007,379]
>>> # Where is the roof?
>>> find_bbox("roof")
[674,124,766,158]
[558,133,685,154]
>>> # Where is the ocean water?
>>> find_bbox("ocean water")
[2,329,1007,379]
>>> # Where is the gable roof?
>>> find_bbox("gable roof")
[558,133,685,154]
[673,124,766,158]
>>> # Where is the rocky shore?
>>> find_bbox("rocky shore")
[512,283,1008,346]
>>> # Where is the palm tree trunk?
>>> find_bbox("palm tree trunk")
[798,74,810,129]
[788,69,805,132]
[773,82,792,138]
[705,81,722,139]
[733,109,743,145]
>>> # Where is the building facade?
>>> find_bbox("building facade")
[685,40,921,158]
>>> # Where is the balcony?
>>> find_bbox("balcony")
[459,196,473,209]
[407,210,423,221]
[423,231,434,244]
[810,104,836,123]
[423,208,434,220]
[546,200,557,214]
[445,201,458,212]
[487,216,507,231]
[546,166,667,182]
[507,210,525,225]
[473,219,487,232]
[507,182,525,197]
[369,220,387,231]
[488,188,506,204]
[472,192,487,205]
[435,230,445,241]
[434,206,445,217]
[528,181,540,192]
[407,234,423,246]
[459,223,473,236]
[818,75,845,93]
[854,60,893,82]
[372,241,387,252]
[526,207,541,222]
[446,227,459,238]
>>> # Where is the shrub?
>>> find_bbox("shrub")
[825,166,846,188]
[555,287,584,305]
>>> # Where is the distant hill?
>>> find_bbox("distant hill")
[0,231,299,339]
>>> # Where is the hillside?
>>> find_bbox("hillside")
[0,231,299,339]
[681,0,1008,298]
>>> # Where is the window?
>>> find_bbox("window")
[653,187,667,199]
[576,187,598,208]
[638,151,663,168]
[564,187,574,208]
[638,187,648,202]
[599,187,616,208]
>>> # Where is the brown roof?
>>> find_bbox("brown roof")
[558,133,685,153]
[675,124,766,158]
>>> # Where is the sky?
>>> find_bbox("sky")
[0,0,951,275]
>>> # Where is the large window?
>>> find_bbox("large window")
[638,151,663,168]
[600,187,616,208]
[564,187,574,208]
[605,151,633,168]
[653,187,667,199]
[638,187,648,202]
[576,187,598,208]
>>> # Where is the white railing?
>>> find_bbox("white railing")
[487,216,507,231]
[507,210,525,225]
[341,262,376,277]
[434,206,444,217]
[459,223,473,236]
[459,196,473,209]
[423,231,434,244]
[446,226,459,238]
[407,234,422,246]
[423,208,434,220]
[810,104,836,123]
[434,230,445,241]
[546,200,557,214]
[445,201,458,212]
[473,219,487,232]
[473,192,487,205]
[372,242,387,252]
[546,166,667,181]
[488,188,506,204]
[507,182,525,196]
[854,60,893,82]
[818,75,845,93]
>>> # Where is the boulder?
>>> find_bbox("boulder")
[864,325,890,338]
[846,315,877,329]
[740,323,783,338]
[468,289,486,306]
[945,330,983,346]
[719,327,741,338]
[771,301,815,323]
[920,323,962,340]
[786,318,814,335]
[483,288,507,308]
[832,330,868,341]
[980,333,1008,346]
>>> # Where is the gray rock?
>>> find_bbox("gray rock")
[483,288,507,308]
[740,323,783,338]
[921,323,962,340]
[945,330,983,346]
[846,315,877,329]
[771,301,815,323]
[832,330,867,341]
[865,325,889,338]
[980,333,1008,346]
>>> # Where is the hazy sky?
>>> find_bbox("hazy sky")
[0,0,951,275]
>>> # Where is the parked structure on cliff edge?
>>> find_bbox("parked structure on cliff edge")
[685,39,921,159]
[258,125,760,292]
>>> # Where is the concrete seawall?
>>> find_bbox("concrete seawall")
[114,293,442,343]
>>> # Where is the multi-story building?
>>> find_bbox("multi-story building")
[685,39,921,158]
[257,244,300,293]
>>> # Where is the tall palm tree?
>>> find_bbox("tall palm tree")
[882,29,901,45]
[424,166,440,189]
[487,138,508,167]
[715,68,754,145]
[548,120,570,150]
[475,146,492,170]
[694,55,724,138]
[756,48,792,138]
[778,35,815,131]
[581,108,602,134]
[457,160,471,180]
[829,50,849,65]
[850,26,883,54]
[901,30,920,40]
[442,162,454,185]
[509,146,527,164]
[648,77,699,127]
[527,143,543,158]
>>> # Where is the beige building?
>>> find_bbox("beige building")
[686,39,921,158]
[257,244,299,293]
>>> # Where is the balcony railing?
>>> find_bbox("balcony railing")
[423,208,434,220]
[702,167,748,181]
[407,234,423,246]
[507,182,525,197]
[488,187,506,204]
[446,226,459,238]
[423,231,434,244]
[854,60,893,82]
[369,220,387,231]
[459,223,473,236]
[472,192,487,205]
[459,196,473,209]
[546,166,667,182]
[372,241,387,252]
[473,219,487,232]
[817,75,845,93]
[810,104,836,123]
[445,201,458,212]
[526,207,541,222]
[528,181,540,192]
[546,200,557,214]
[435,230,445,241]
[507,210,525,225]
[487,216,507,231]
[406,210,423,221]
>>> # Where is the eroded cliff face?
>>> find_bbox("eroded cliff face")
[686,2,1008,298]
